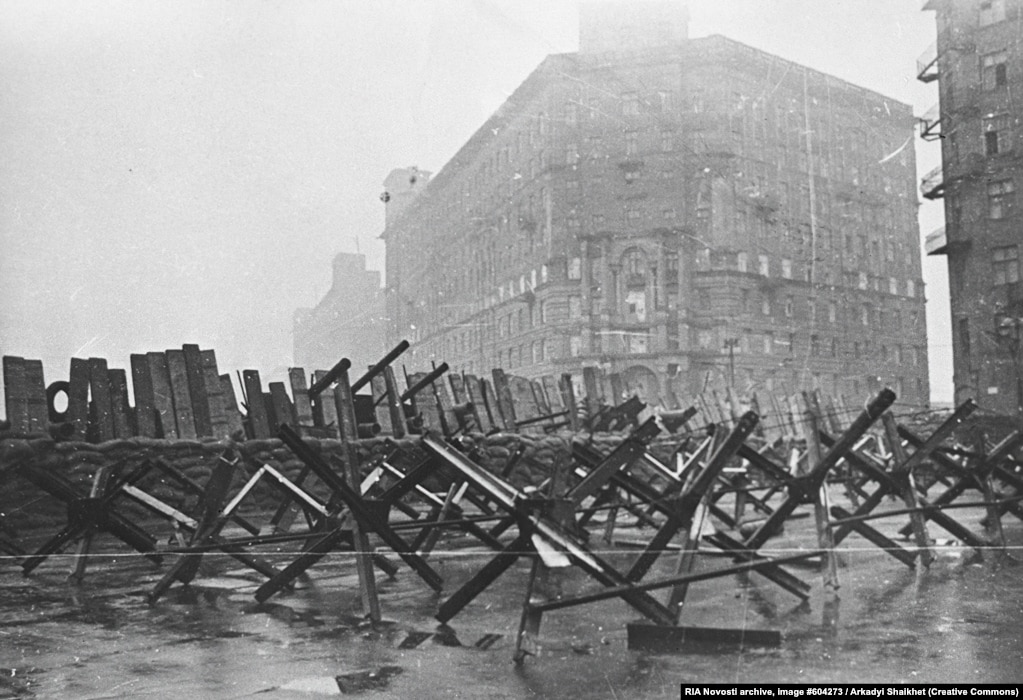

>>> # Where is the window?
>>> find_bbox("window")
[861,305,870,326]
[761,298,771,316]
[828,301,837,323]
[568,295,582,318]
[784,296,794,317]
[781,259,792,279]
[592,214,605,228]
[666,250,679,277]
[988,179,1015,219]
[758,255,770,276]
[810,335,820,356]
[568,257,582,280]
[763,332,774,354]
[737,252,749,272]
[624,169,640,184]
[663,208,677,220]
[570,335,582,357]
[889,277,898,295]
[858,272,869,290]
[982,51,1008,89]
[984,114,1012,156]
[623,248,645,275]
[980,0,1005,26]
[993,245,1020,285]
[625,130,638,156]
[626,290,647,321]
[907,280,916,297]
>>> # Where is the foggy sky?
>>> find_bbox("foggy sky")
[0,0,949,403]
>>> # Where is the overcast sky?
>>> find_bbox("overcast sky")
[0,0,949,403]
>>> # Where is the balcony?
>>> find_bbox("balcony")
[916,42,939,83]
[920,164,945,200]
[919,103,942,142]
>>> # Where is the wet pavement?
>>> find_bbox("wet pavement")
[2,492,1022,698]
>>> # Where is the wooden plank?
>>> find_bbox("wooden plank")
[462,374,493,434]
[582,366,601,418]
[288,368,315,433]
[383,366,406,438]
[67,357,91,440]
[558,373,580,432]
[130,354,158,437]
[490,369,517,430]
[531,379,551,415]
[431,369,458,436]
[199,350,230,438]
[165,350,197,439]
[508,374,540,427]
[2,356,29,432]
[147,352,177,438]
[23,360,48,433]
[448,373,468,404]
[182,344,212,437]
[88,357,115,442]
[240,370,270,438]
[541,375,564,412]
[268,382,295,430]
[311,369,340,437]
[407,370,444,433]
[369,372,394,435]
[479,377,501,431]
[608,373,624,405]
[219,374,246,436]
[107,369,133,438]
[262,392,278,434]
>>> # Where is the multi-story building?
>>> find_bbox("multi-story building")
[383,2,929,408]
[920,0,1022,415]
[293,252,386,373]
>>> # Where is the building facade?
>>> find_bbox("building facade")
[921,0,1022,415]
[383,15,929,409]
[293,252,386,374]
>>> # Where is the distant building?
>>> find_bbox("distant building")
[383,3,929,408]
[920,0,1022,414]
[293,252,386,373]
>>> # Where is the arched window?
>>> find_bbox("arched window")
[621,248,646,276]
